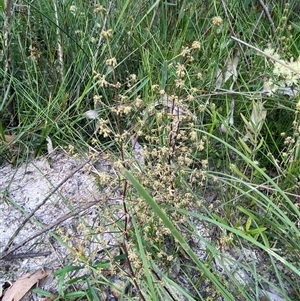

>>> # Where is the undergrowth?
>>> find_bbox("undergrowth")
[1,0,300,300]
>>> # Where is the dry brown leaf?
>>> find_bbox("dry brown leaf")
[215,49,239,90]
[1,134,16,144]
[2,268,52,301]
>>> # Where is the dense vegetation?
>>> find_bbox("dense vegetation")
[1,0,300,300]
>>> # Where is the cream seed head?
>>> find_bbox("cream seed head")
[94,5,106,13]
[212,16,223,26]
[69,5,77,16]
[106,57,117,67]
[175,78,185,88]
[176,63,186,78]
[191,40,201,50]
[100,29,113,39]
[181,46,191,57]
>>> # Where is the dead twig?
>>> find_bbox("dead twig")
[231,36,300,75]
[220,0,251,72]
[2,251,52,260]
[257,0,280,51]
[0,200,99,260]
[149,0,160,30]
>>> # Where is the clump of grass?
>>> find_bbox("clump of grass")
[1,0,300,300]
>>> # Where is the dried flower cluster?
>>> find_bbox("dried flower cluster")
[85,38,209,275]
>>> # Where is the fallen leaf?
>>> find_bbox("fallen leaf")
[1,134,16,144]
[2,268,52,301]
[215,49,239,90]
[46,136,54,154]
[84,110,98,119]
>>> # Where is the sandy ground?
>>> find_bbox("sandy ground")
[0,151,119,299]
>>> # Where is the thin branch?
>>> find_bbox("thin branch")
[2,251,52,260]
[231,36,300,75]
[149,0,160,30]
[220,0,250,72]
[0,200,99,260]
[257,0,280,51]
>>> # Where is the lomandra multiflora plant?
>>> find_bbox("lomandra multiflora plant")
[84,16,222,297]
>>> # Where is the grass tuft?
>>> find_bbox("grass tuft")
[1,0,300,300]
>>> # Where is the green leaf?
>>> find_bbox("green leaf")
[247,227,267,235]
[54,265,84,295]
[240,113,252,132]
[237,206,259,221]
[54,265,83,276]
[230,164,250,181]
[0,121,5,141]
[32,288,54,297]
[87,281,101,301]
[238,137,252,154]
[67,275,88,285]
[245,217,252,232]
[211,213,229,226]
[0,0,4,12]
[131,214,157,300]
[129,77,150,98]
[255,137,264,151]
[65,291,87,298]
